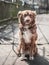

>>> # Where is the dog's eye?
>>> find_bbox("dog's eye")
[24,14,27,17]
[29,14,32,17]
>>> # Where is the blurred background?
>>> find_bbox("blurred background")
[0,0,49,20]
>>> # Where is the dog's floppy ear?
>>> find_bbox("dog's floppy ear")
[17,11,23,24]
[17,11,22,18]
[33,11,36,15]
[32,11,36,16]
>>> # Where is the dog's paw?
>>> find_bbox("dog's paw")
[20,54,26,60]
[17,53,21,57]
[29,56,34,60]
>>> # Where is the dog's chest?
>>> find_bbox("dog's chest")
[23,29,32,43]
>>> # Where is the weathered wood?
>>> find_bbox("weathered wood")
[0,17,18,26]
[0,14,49,65]
[0,45,49,65]
[0,17,18,22]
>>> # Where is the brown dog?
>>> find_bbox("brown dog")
[17,10,38,60]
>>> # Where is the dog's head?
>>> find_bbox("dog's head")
[17,10,36,26]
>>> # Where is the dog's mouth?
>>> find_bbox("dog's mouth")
[24,21,30,25]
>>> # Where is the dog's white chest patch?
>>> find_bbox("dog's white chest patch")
[23,29,32,43]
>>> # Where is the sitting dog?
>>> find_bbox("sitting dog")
[17,10,38,60]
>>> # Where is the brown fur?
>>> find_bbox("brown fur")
[17,10,38,59]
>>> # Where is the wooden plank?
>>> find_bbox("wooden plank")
[37,26,47,44]
[4,50,17,65]
[0,45,12,65]
[39,25,49,43]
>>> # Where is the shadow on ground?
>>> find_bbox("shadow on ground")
[22,54,49,65]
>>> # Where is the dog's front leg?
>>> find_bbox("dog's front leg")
[29,37,36,60]
[29,44,34,60]
[16,29,22,56]
[31,37,38,57]
[18,29,25,56]
[17,39,25,57]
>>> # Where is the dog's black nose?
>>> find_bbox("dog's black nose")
[26,20,30,22]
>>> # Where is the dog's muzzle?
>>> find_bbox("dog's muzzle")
[24,16,31,24]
